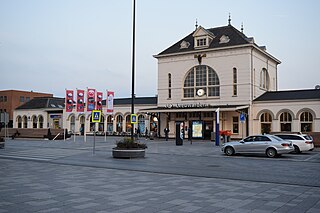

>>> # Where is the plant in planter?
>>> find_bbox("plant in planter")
[112,137,147,158]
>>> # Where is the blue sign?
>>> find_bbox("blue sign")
[91,110,101,123]
[240,113,246,123]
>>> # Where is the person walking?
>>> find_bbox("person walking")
[164,127,169,141]
[145,127,148,139]
[188,126,192,144]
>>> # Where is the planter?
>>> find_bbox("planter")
[112,148,145,159]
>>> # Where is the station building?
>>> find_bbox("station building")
[12,22,320,142]
[146,22,319,140]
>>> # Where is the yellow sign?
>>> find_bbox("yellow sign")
[131,114,138,124]
[91,110,101,123]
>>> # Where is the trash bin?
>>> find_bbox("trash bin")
[175,122,183,146]
[149,131,155,140]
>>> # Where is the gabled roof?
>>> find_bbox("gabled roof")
[254,89,320,102]
[16,97,65,110]
[156,25,251,56]
[155,24,281,64]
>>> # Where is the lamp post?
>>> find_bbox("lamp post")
[131,0,136,140]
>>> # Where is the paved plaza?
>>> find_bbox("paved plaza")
[0,136,320,212]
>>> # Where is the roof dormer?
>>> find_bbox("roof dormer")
[193,26,215,49]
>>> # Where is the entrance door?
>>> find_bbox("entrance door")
[204,121,213,140]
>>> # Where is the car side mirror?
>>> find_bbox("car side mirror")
[240,140,244,143]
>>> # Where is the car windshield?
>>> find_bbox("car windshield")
[269,135,283,141]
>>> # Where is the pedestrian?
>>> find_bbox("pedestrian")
[188,126,192,144]
[164,127,169,141]
[137,127,141,138]
[145,127,148,139]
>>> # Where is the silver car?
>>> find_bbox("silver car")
[221,135,294,158]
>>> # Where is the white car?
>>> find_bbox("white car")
[274,133,314,154]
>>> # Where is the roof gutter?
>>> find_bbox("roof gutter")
[154,43,281,64]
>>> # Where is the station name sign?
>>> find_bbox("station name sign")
[165,103,213,109]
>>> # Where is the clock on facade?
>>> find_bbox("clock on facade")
[196,89,205,97]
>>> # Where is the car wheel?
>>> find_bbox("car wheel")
[294,145,301,154]
[225,146,235,156]
[266,148,277,158]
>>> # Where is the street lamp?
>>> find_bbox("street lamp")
[131,0,136,140]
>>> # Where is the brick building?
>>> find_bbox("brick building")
[0,90,53,127]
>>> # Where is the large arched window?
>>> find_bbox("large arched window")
[260,112,272,134]
[89,115,95,132]
[22,116,28,128]
[70,115,75,133]
[38,115,44,129]
[280,112,292,132]
[125,115,131,133]
[116,114,123,133]
[138,115,145,134]
[17,116,22,128]
[32,115,37,128]
[107,115,113,133]
[260,68,269,90]
[183,65,220,98]
[79,115,85,135]
[99,115,105,132]
[300,112,313,132]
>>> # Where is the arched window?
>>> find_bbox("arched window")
[138,115,145,134]
[260,112,272,134]
[125,115,131,133]
[107,115,113,133]
[260,68,269,90]
[300,112,313,132]
[32,115,37,128]
[280,112,292,132]
[89,116,95,132]
[168,73,172,99]
[79,115,85,135]
[22,116,28,128]
[99,115,105,132]
[183,65,220,98]
[38,115,44,129]
[116,115,123,133]
[17,116,22,128]
[70,115,75,133]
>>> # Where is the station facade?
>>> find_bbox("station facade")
[12,23,320,140]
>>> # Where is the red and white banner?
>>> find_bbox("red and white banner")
[87,88,96,111]
[76,89,85,112]
[106,91,114,114]
[65,89,74,112]
[96,92,103,111]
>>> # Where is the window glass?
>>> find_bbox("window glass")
[197,38,206,46]
[183,65,220,98]
[0,96,3,102]
[244,136,254,142]
[303,135,313,140]
[232,116,239,134]
[270,135,283,141]
[20,96,25,102]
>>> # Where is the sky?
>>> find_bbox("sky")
[1,0,320,98]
